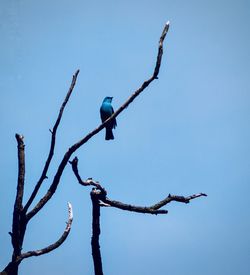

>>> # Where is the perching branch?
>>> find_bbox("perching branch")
[19,202,73,261]
[23,70,80,214]
[101,21,170,124]
[26,22,170,222]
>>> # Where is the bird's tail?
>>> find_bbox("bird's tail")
[105,127,114,140]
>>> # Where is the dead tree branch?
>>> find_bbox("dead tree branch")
[23,70,80,213]
[19,202,73,261]
[104,193,207,214]
[91,191,104,275]
[69,158,105,275]
[69,157,107,194]
[102,198,169,214]
[69,154,206,275]
[12,134,26,258]
[1,71,79,275]
[26,22,170,222]
[69,157,207,215]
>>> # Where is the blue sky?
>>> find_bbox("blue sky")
[1,0,250,274]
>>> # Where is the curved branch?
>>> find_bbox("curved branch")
[26,22,170,221]
[19,202,73,261]
[103,198,169,215]
[23,70,80,214]
[69,157,107,194]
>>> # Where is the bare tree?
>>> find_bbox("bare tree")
[1,22,206,275]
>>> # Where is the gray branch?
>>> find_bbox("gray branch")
[104,193,207,215]
[69,157,207,215]
[19,202,73,261]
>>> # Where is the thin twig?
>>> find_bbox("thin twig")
[23,70,80,214]
[150,193,207,208]
[26,23,170,221]
[19,203,73,261]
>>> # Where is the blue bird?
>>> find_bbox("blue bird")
[100,96,117,140]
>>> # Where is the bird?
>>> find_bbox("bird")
[100,96,117,140]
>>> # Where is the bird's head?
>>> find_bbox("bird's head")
[103,96,113,103]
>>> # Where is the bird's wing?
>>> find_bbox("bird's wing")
[100,110,107,122]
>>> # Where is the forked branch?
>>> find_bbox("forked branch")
[23,70,80,213]
[26,22,170,221]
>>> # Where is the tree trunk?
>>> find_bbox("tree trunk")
[1,261,19,275]
[91,191,103,275]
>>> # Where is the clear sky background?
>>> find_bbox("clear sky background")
[1,1,250,274]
